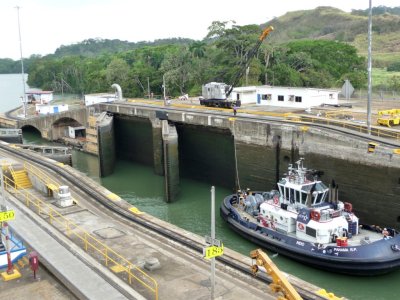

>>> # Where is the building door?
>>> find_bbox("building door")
[257,94,261,104]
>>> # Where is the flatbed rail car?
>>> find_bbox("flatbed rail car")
[377,109,400,127]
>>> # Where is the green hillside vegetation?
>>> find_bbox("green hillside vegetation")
[352,5,400,16]
[24,25,367,98]
[372,68,400,90]
[1,6,399,96]
[263,6,400,67]
[53,37,194,57]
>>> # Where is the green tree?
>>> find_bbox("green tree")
[106,58,130,85]
[189,41,207,58]
[388,75,400,91]
[160,46,192,95]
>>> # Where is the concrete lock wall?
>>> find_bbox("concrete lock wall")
[230,121,400,228]
[97,103,400,227]
[97,114,116,177]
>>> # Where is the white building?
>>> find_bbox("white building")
[84,93,118,106]
[36,104,69,115]
[231,85,339,108]
[26,90,53,104]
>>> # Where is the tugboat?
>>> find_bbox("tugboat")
[220,158,400,275]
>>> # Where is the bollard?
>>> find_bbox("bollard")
[29,251,39,279]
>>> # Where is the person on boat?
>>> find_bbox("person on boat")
[382,228,392,239]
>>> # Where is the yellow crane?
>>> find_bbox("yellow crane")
[250,249,302,300]
[250,249,344,300]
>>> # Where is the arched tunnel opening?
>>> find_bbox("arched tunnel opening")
[21,125,42,144]
[52,117,85,141]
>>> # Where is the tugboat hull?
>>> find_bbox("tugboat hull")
[221,195,400,276]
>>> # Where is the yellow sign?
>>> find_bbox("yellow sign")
[0,210,15,222]
[204,245,224,259]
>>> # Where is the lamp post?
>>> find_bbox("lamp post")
[16,6,27,119]
[367,0,372,134]
[163,74,167,106]
[210,186,215,299]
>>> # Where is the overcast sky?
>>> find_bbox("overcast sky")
[1,0,398,60]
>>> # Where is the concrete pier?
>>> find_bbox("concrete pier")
[0,144,329,300]
[162,120,180,202]
[8,196,141,300]
[151,118,164,176]
[97,112,116,177]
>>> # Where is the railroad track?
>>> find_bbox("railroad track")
[0,142,327,300]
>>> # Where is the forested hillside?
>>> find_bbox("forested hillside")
[263,6,400,66]
[1,6,399,96]
[53,37,194,57]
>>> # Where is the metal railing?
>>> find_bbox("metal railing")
[4,172,158,299]
[23,162,61,189]
[287,115,400,141]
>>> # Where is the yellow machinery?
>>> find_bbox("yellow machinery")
[250,249,302,300]
[250,249,344,300]
[377,109,400,127]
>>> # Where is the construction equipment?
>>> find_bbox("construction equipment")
[250,249,302,300]
[200,26,274,109]
[377,109,400,127]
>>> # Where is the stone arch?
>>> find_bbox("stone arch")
[51,117,83,140]
[21,124,42,139]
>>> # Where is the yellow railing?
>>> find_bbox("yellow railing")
[23,161,61,189]
[287,115,400,141]
[4,174,158,299]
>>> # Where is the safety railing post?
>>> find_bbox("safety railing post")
[84,232,88,251]
[5,169,158,298]
[25,190,29,207]
[104,248,108,266]
[66,220,70,236]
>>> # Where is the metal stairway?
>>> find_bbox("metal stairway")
[9,165,32,189]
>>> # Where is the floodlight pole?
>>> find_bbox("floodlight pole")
[16,6,27,118]
[367,0,372,134]
[163,74,167,106]
[210,186,215,300]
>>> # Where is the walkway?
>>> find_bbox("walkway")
[7,196,145,300]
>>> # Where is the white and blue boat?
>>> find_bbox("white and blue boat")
[220,158,400,275]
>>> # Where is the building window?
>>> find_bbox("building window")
[295,96,302,102]
[329,94,333,99]
[278,95,284,101]
[289,95,295,101]
[262,94,272,100]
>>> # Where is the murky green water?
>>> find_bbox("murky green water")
[3,74,400,299]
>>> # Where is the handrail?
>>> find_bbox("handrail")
[288,115,400,141]
[4,174,158,299]
[23,161,61,189]
[1,228,25,251]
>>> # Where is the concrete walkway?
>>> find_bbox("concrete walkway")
[7,196,145,300]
